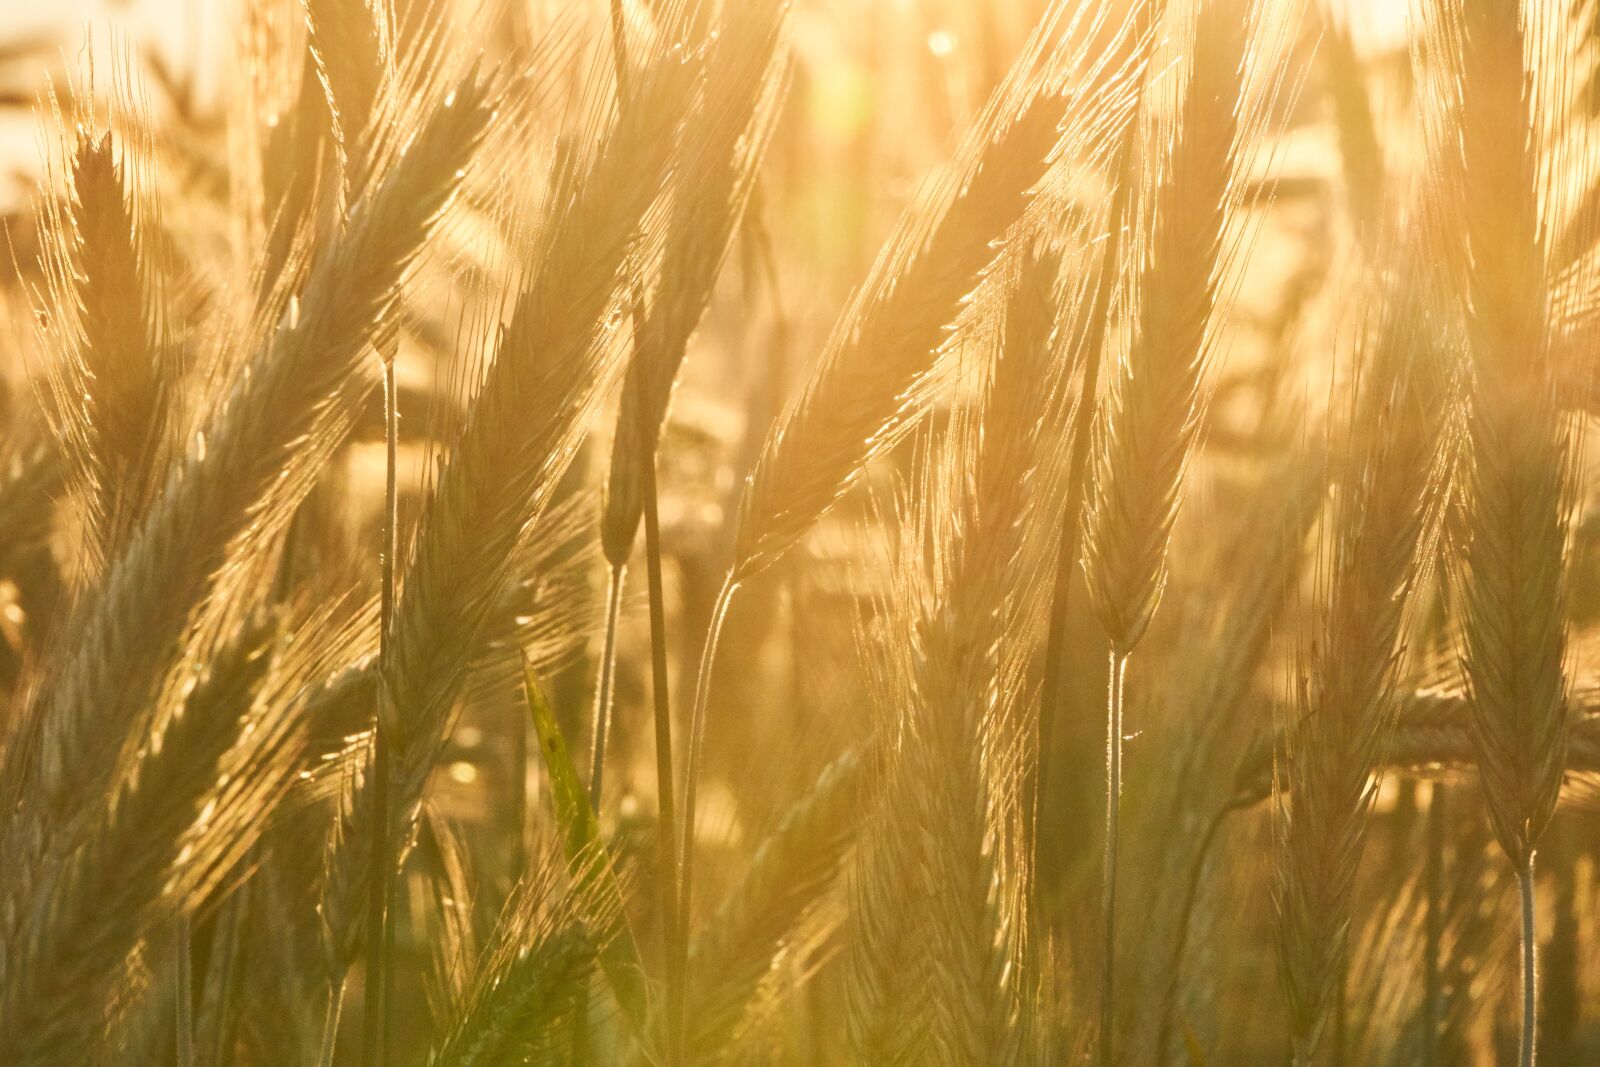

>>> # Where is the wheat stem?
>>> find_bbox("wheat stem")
[1519,857,1538,1067]
[1034,300,1107,889]
[1034,0,1160,894]
[674,572,739,1061]
[642,382,683,1065]
[1333,956,1347,1067]
[587,563,626,809]
[1423,784,1445,1067]
[1155,796,1249,1067]
[1101,648,1127,1067]
[362,360,400,1067]
[318,976,347,1067]
[176,916,194,1067]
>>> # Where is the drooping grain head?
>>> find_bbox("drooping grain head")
[730,1,1147,584]
[34,92,174,569]
[600,0,790,568]
[1417,0,1573,869]
[1274,241,1451,1062]
[1082,0,1255,656]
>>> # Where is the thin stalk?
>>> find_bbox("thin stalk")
[1033,249,1114,880]
[1519,857,1538,1067]
[362,362,400,1067]
[572,987,593,1063]
[1333,953,1347,1067]
[318,977,348,1067]
[1423,784,1444,1067]
[672,573,739,1061]
[643,432,682,1065]
[1032,0,1159,885]
[640,454,684,1062]
[642,443,682,1067]
[361,697,392,1067]
[511,679,531,882]
[588,564,627,808]
[176,916,194,1067]
[1155,798,1248,1067]
[1101,649,1127,1067]
[575,571,624,1067]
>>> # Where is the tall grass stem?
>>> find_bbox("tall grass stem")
[318,977,347,1067]
[1423,784,1445,1067]
[362,360,400,1067]
[1520,857,1538,1067]
[176,916,194,1067]
[1101,649,1127,1067]
[644,456,683,1064]
[674,572,739,1058]
[1156,798,1248,1067]
[588,564,627,809]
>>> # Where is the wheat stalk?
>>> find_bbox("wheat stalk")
[0,71,493,1023]
[1418,3,1579,1062]
[848,241,1068,1066]
[599,0,789,570]
[1273,247,1448,1065]
[428,853,610,1067]
[1079,1,1268,1057]
[0,614,275,1062]
[316,0,713,1010]
[35,108,174,564]
[304,0,390,192]
[687,747,864,1058]
[678,9,1149,1042]
[1032,0,1166,889]
[588,15,789,963]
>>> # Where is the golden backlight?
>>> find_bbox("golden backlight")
[0,2,1593,1065]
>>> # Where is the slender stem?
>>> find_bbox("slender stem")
[1423,784,1444,1067]
[195,883,246,1065]
[1333,950,1348,1067]
[360,724,390,1067]
[318,977,348,1067]
[588,564,627,808]
[362,362,400,1067]
[176,916,194,1067]
[643,448,683,1065]
[1033,280,1108,886]
[672,573,739,1061]
[1519,856,1539,1067]
[1100,649,1127,1067]
[573,569,625,1067]
[572,986,593,1064]
[1032,2,1155,888]
[1155,798,1246,1067]
[511,674,531,882]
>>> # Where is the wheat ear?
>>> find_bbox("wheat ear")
[1274,253,1448,1064]
[318,0,710,996]
[1080,1,1261,1058]
[36,109,174,563]
[0,615,275,1063]
[428,852,615,1067]
[0,72,493,1020]
[686,747,864,1058]
[1419,4,1576,1063]
[678,7,1148,1040]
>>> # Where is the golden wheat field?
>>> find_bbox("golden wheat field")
[7,0,1600,1063]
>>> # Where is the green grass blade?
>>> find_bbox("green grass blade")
[521,656,649,1036]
